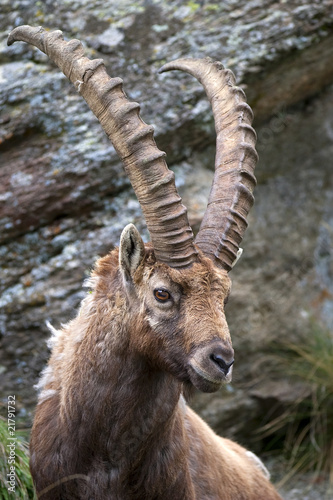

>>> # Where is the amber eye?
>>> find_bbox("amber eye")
[153,289,171,303]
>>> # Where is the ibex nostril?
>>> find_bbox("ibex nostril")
[210,353,234,375]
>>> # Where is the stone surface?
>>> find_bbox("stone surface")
[0,6,333,491]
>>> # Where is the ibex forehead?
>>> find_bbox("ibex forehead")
[142,257,232,296]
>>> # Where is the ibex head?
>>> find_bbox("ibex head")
[8,27,258,393]
[114,223,233,393]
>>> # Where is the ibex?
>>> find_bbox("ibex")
[8,26,282,500]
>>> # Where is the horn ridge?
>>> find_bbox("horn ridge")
[8,26,198,268]
[160,57,258,271]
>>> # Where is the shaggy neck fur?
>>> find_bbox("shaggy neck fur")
[30,252,194,499]
[30,244,282,500]
[64,347,189,497]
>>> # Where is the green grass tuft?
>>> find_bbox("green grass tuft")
[0,416,36,499]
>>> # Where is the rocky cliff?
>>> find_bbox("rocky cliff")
[1,0,332,450]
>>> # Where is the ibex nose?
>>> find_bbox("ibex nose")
[210,353,234,376]
[189,341,235,389]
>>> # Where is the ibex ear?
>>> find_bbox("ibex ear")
[119,224,146,282]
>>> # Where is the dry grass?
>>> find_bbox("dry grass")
[258,325,333,486]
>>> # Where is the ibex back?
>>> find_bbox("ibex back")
[8,26,283,500]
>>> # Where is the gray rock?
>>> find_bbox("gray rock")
[0,8,332,500]
[87,26,125,53]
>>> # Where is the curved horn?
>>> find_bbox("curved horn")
[8,26,198,268]
[160,58,258,271]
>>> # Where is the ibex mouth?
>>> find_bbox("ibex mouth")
[188,364,223,393]
[188,360,232,393]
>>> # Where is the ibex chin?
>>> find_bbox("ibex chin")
[8,26,282,500]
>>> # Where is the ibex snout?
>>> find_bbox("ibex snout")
[188,341,234,392]
[210,351,234,376]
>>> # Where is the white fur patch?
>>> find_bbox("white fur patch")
[72,328,84,344]
[37,389,58,404]
[46,320,61,349]
[178,394,187,414]
[53,353,64,361]
[245,451,271,479]
[34,365,54,392]
[147,316,159,329]
[82,277,96,290]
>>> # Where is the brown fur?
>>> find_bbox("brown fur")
[30,235,282,499]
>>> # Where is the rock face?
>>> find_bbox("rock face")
[0,0,333,448]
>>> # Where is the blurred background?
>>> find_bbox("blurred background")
[0,1,333,498]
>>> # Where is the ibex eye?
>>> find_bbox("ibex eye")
[154,289,171,303]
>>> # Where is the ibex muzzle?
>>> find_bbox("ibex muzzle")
[190,342,235,387]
